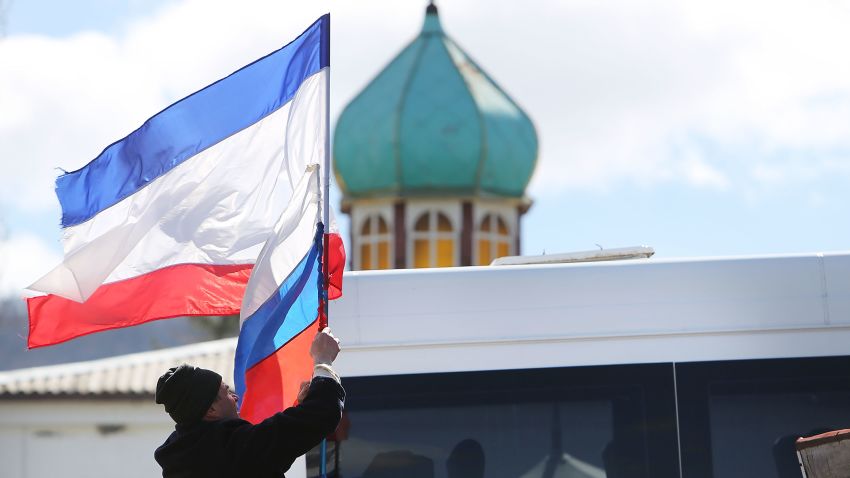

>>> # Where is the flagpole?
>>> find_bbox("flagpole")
[320,14,331,333]
[320,14,331,478]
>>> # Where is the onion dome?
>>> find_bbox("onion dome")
[333,3,538,200]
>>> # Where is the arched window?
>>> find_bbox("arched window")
[477,214,511,265]
[411,211,455,268]
[358,214,391,270]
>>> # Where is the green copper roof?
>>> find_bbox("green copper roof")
[333,4,538,199]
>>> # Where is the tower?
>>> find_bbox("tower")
[334,4,538,270]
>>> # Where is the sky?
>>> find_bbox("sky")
[1,0,849,298]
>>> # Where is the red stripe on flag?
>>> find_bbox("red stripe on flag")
[325,232,345,301]
[239,319,318,424]
[26,263,252,349]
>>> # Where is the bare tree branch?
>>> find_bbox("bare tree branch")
[0,216,7,296]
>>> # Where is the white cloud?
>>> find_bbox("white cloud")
[524,0,850,195]
[2,0,850,221]
[0,232,62,298]
[0,31,167,211]
[682,157,730,191]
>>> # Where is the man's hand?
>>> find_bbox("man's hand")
[310,327,340,366]
[296,381,311,403]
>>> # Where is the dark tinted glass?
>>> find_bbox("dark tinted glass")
[677,356,850,478]
[308,364,679,478]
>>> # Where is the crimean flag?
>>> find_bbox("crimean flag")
[26,15,333,348]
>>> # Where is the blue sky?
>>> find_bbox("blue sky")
[4,0,169,37]
[1,0,849,296]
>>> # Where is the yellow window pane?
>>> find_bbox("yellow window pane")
[437,239,454,267]
[497,241,510,258]
[360,243,373,270]
[361,217,372,235]
[377,241,390,269]
[414,214,430,232]
[497,216,508,235]
[414,239,430,268]
[437,213,452,232]
[478,239,491,265]
[377,217,389,234]
[480,214,491,232]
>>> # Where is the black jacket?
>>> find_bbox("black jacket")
[155,376,345,478]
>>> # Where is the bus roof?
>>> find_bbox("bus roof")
[332,251,850,376]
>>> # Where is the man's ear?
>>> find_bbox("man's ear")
[203,403,218,421]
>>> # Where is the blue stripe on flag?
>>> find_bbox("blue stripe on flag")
[233,227,323,400]
[57,14,330,228]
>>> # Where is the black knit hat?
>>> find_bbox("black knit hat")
[155,364,222,424]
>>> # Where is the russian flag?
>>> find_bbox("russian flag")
[234,165,332,424]
[26,15,331,349]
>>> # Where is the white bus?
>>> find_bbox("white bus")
[316,250,850,478]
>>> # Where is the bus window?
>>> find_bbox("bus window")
[307,364,679,478]
[677,356,850,478]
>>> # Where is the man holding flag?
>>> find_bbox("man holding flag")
[153,328,343,478]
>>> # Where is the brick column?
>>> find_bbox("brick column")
[461,201,473,266]
[393,202,407,269]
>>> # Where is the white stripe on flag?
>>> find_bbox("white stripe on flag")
[240,164,320,322]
